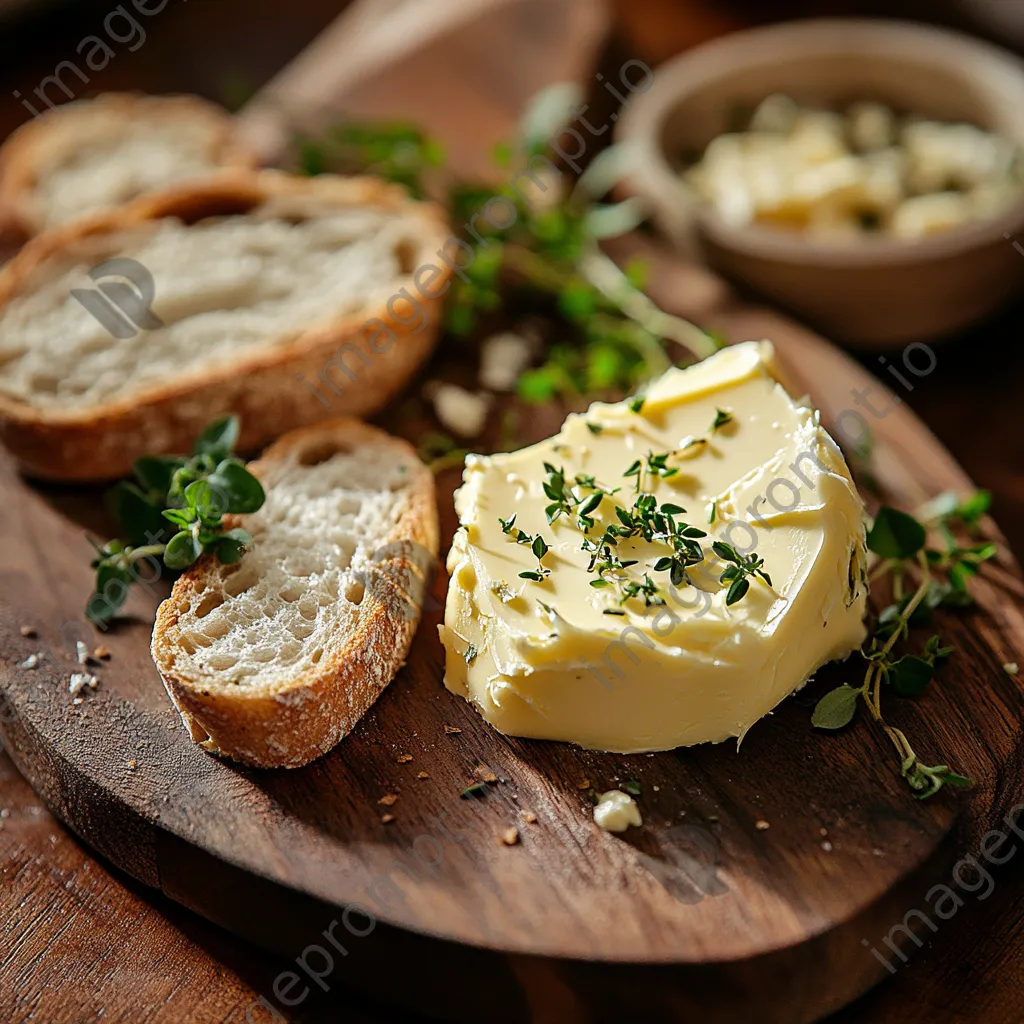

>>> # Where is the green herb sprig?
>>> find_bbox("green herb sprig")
[811,495,996,798]
[295,91,721,400]
[711,542,774,606]
[297,122,444,198]
[86,416,265,625]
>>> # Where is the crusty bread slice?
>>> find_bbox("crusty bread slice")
[0,93,257,237]
[151,419,438,769]
[0,170,452,480]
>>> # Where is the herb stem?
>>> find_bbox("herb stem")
[579,246,715,364]
[127,544,166,563]
[877,553,932,660]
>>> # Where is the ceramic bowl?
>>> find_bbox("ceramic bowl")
[616,19,1024,347]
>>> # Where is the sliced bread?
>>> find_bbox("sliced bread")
[151,419,438,769]
[0,170,452,480]
[0,93,257,237]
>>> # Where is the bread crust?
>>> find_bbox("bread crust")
[0,93,258,238]
[0,170,452,480]
[150,419,439,769]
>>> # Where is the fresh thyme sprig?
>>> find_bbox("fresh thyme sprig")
[623,450,679,494]
[498,514,552,582]
[508,448,766,612]
[811,496,996,799]
[519,535,551,582]
[295,89,721,400]
[296,121,444,198]
[86,417,265,625]
[711,542,774,606]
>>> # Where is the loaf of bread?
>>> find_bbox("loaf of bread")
[151,419,438,769]
[0,93,257,237]
[0,171,452,480]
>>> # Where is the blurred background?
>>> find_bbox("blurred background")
[4,0,1024,138]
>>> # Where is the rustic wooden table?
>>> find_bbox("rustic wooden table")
[1,1,1023,1021]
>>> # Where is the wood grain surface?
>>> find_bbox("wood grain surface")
[1,242,1023,1023]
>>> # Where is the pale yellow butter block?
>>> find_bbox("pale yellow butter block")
[439,341,868,753]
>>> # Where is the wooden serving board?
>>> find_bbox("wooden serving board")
[1,248,1023,1023]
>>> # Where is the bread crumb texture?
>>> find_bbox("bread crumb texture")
[35,120,221,228]
[0,195,423,410]
[153,422,438,768]
[175,434,425,687]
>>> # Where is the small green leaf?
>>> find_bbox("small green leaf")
[811,684,861,730]
[208,460,265,514]
[446,301,475,338]
[934,769,971,789]
[888,655,935,697]
[519,570,544,582]
[298,139,327,176]
[710,408,733,432]
[164,530,203,570]
[460,781,489,799]
[867,507,927,560]
[107,481,169,547]
[532,535,549,560]
[132,455,184,497]
[517,367,559,403]
[712,541,740,564]
[621,779,642,797]
[629,396,646,414]
[558,281,598,320]
[161,508,194,528]
[213,528,252,564]
[184,478,218,513]
[86,585,127,625]
[193,415,240,461]
[464,644,479,664]
[725,577,749,605]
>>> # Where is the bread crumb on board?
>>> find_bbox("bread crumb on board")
[68,672,99,699]
[443,724,462,735]
[396,753,414,763]
[417,771,431,780]
[381,814,396,824]
[500,827,520,846]
[378,793,398,807]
